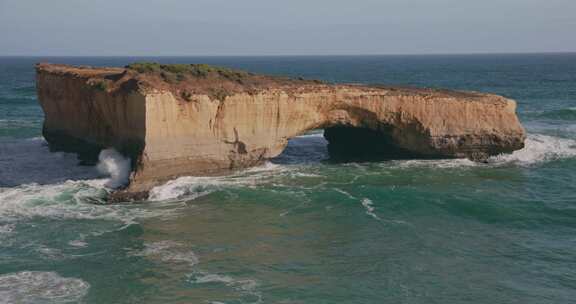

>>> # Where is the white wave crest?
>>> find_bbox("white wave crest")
[296,131,324,138]
[0,271,89,304]
[136,240,199,266]
[0,181,185,225]
[193,273,259,292]
[96,149,131,189]
[334,188,383,222]
[148,176,240,202]
[489,134,576,165]
[361,198,381,220]
[394,134,576,169]
[392,158,477,169]
[193,273,235,284]
[190,272,261,301]
[149,162,289,201]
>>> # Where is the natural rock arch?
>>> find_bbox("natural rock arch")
[36,63,526,200]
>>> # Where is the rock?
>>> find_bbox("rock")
[36,63,526,200]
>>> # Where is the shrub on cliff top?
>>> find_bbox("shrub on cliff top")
[92,80,108,91]
[125,62,250,82]
[126,62,162,73]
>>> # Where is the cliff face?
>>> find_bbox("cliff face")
[36,63,526,200]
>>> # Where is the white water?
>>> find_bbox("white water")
[190,272,262,303]
[0,180,187,225]
[148,162,289,201]
[0,139,131,189]
[361,198,381,220]
[0,132,574,304]
[136,240,199,266]
[489,134,576,165]
[0,141,185,225]
[0,271,89,304]
[134,132,576,201]
[0,141,177,226]
[130,239,261,303]
[96,148,131,189]
[1,133,575,219]
[395,134,576,169]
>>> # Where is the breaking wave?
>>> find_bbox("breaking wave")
[394,134,576,169]
[189,272,262,303]
[0,138,183,227]
[0,181,185,225]
[149,162,289,201]
[96,148,131,189]
[1,132,575,220]
[135,240,199,267]
[488,134,576,165]
[144,132,576,201]
[0,271,89,304]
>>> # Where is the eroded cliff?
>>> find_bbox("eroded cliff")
[36,63,526,200]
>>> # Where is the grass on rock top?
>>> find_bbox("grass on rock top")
[125,62,252,82]
[122,62,325,102]
[124,62,258,101]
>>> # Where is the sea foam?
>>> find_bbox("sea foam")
[395,134,576,169]
[0,139,185,225]
[189,272,261,302]
[136,240,199,267]
[96,148,131,189]
[0,271,89,304]
[148,161,288,201]
[488,134,576,165]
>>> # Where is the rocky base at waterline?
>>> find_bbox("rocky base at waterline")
[36,62,526,201]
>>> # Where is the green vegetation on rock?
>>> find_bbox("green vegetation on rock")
[91,80,108,91]
[125,62,251,82]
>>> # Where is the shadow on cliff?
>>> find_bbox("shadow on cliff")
[270,128,438,166]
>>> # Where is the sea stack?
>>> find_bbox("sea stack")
[36,63,526,200]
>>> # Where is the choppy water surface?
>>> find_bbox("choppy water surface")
[1,55,576,303]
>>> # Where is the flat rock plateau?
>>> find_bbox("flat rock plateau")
[36,63,526,201]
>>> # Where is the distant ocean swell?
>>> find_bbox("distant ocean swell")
[527,107,576,121]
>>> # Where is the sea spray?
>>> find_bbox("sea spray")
[148,161,289,201]
[488,134,576,165]
[96,149,131,189]
[394,134,576,169]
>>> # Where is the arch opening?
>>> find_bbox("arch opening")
[271,124,430,165]
[323,125,427,162]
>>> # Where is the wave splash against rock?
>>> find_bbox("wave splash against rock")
[35,63,526,201]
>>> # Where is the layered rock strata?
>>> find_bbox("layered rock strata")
[36,63,526,200]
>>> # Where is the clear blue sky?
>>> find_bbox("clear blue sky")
[1,0,574,56]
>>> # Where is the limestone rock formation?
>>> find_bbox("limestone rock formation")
[36,63,526,200]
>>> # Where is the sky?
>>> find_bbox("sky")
[0,0,575,56]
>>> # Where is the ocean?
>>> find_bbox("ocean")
[0,54,575,304]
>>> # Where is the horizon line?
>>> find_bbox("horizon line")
[1,51,575,58]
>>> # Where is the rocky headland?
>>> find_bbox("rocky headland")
[36,63,526,201]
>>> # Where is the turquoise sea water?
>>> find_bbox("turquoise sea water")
[1,54,576,304]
